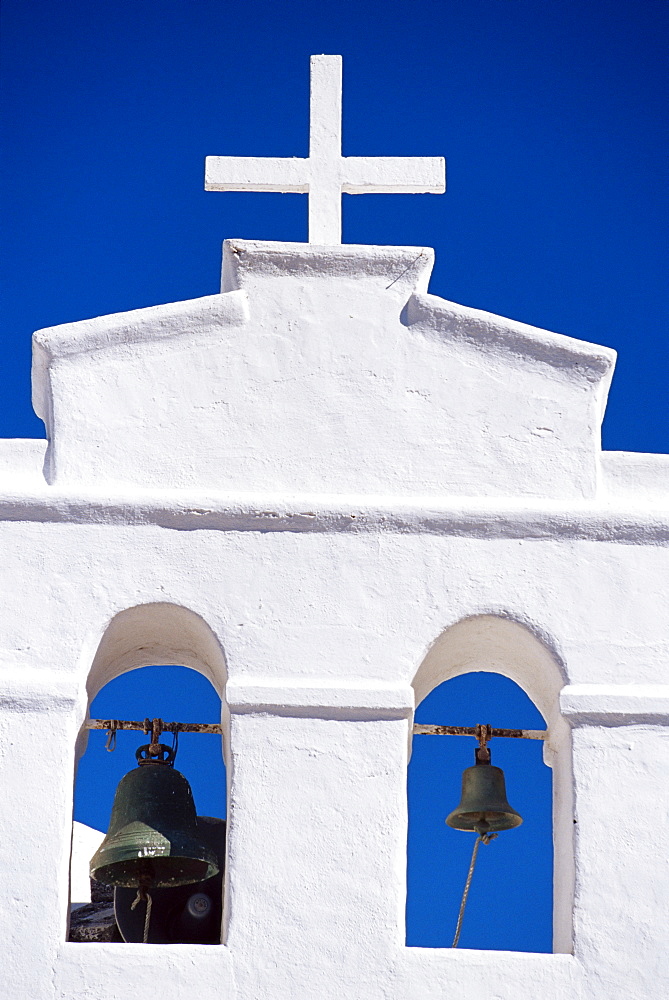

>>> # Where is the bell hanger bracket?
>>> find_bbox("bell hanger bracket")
[413,723,547,740]
[474,723,492,764]
[88,716,223,737]
[89,718,548,742]
[136,743,177,766]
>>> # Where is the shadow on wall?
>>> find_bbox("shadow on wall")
[407,672,552,952]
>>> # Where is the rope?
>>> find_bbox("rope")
[143,893,152,943]
[130,885,153,943]
[451,831,497,948]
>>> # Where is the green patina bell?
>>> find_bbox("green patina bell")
[446,746,523,834]
[90,743,219,889]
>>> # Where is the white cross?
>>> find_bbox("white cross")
[205,55,445,244]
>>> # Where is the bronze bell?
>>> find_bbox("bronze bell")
[446,744,523,834]
[90,743,219,889]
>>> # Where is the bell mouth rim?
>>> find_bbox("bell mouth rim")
[90,826,220,888]
[90,851,220,889]
[445,810,523,832]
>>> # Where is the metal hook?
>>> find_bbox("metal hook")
[170,723,180,762]
[105,720,118,752]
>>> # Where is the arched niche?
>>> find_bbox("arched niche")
[70,602,229,943]
[411,614,573,954]
[86,602,228,700]
[74,602,230,764]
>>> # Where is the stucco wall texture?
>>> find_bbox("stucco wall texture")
[0,240,667,999]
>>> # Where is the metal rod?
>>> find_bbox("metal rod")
[88,719,546,740]
[87,718,222,734]
[412,724,547,740]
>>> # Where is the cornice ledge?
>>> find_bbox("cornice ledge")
[560,684,669,725]
[226,678,414,720]
[1,488,669,541]
[404,292,616,382]
[222,239,434,298]
[0,667,79,712]
[32,290,249,363]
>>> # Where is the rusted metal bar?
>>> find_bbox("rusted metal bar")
[88,718,545,740]
[413,724,547,740]
[87,718,223,735]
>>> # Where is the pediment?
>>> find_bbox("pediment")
[31,240,615,499]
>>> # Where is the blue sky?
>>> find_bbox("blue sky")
[1,0,666,952]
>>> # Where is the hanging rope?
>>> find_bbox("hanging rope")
[130,885,153,943]
[451,831,497,948]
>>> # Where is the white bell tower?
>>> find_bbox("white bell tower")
[0,53,667,1000]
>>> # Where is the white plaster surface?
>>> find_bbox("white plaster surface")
[70,821,104,905]
[0,237,667,999]
[600,450,669,503]
[205,56,445,243]
[30,239,616,500]
[0,437,47,484]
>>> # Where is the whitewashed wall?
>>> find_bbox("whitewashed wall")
[0,241,667,999]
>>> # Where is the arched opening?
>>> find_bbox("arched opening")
[408,672,551,950]
[69,603,229,944]
[408,615,573,954]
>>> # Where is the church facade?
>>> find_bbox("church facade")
[0,54,667,1000]
[0,234,667,998]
